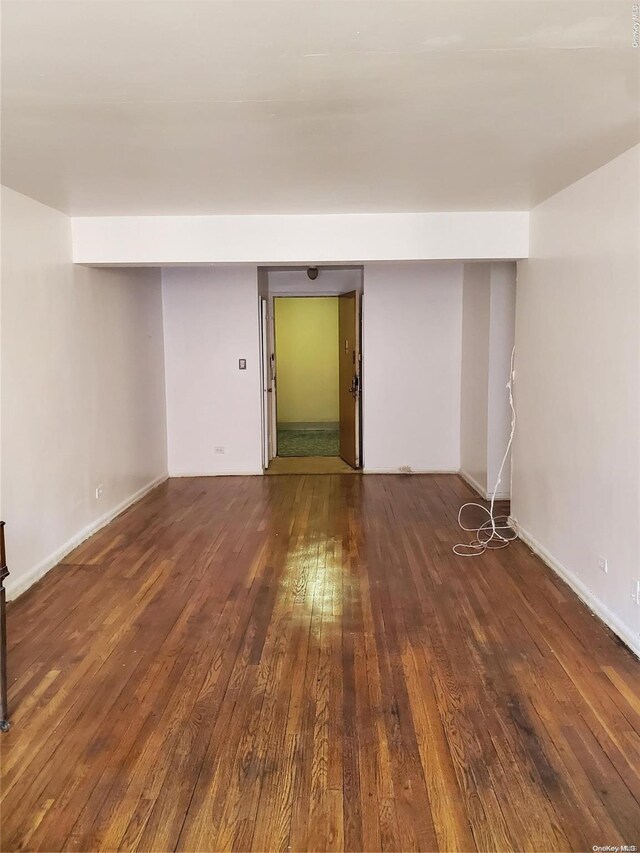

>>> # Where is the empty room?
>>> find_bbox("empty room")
[0,2,639,852]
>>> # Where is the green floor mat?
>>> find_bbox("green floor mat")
[277,429,340,457]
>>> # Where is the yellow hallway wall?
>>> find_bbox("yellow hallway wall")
[275,297,339,425]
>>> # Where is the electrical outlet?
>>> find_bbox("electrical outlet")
[214,447,225,455]
[95,484,104,500]
[632,579,640,605]
[597,557,608,574]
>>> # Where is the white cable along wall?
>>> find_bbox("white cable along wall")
[454,347,517,557]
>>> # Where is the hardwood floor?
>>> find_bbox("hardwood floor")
[1,474,639,852]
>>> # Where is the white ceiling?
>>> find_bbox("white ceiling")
[1,0,638,216]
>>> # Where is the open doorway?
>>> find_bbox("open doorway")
[259,267,363,474]
[274,296,340,458]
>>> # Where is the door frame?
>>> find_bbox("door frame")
[338,290,362,469]
[259,269,364,469]
[259,298,270,470]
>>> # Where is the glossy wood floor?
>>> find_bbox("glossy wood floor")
[2,475,639,853]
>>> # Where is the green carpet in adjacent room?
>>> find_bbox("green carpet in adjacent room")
[277,429,340,457]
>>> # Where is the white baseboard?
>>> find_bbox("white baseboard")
[363,468,459,475]
[6,473,168,601]
[458,470,510,500]
[511,518,640,659]
[459,470,488,498]
[278,421,339,431]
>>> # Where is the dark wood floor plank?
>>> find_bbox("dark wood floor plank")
[1,474,639,852]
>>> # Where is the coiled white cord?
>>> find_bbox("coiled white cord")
[453,346,518,557]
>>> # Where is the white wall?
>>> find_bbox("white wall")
[162,266,263,476]
[511,145,640,654]
[460,262,516,498]
[1,187,168,599]
[487,263,516,494]
[460,264,491,494]
[266,267,362,296]
[71,212,529,265]
[363,262,463,473]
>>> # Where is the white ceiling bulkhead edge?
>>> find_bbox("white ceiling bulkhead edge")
[71,211,529,265]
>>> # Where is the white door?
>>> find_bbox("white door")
[268,298,277,460]
[260,298,270,469]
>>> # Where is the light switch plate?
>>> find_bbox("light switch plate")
[239,358,247,370]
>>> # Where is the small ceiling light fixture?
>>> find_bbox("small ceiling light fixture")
[307,266,319,280]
